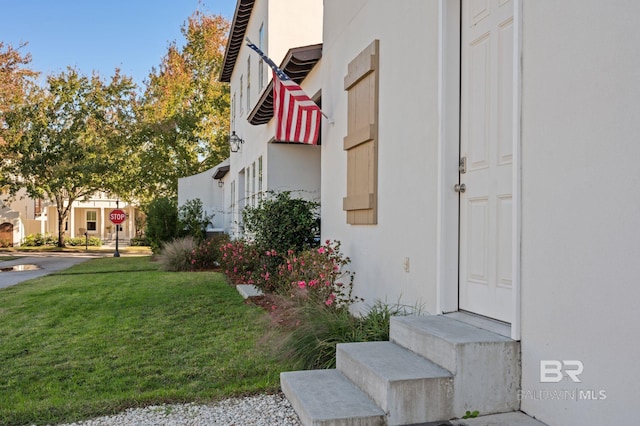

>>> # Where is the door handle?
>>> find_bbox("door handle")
[454,183,466,193]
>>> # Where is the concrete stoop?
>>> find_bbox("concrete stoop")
[281,315,524,426]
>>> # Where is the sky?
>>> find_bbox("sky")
[0,0,237,88]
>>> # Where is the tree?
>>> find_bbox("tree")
[144,197,179,253]
[137,12,230,200]
[0,68,138,246]
[0,42,37,116]
[243,191,321,255]
[178,198,213,242]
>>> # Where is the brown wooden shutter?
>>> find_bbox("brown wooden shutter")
[343,40,379,225]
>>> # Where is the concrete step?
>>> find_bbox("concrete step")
[280,369,385,426]
[450,411,549,426]
[390,315,520,416]
[236,284,263,299]
[336,341,454,425]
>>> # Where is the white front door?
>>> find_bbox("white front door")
[459,0,515,323]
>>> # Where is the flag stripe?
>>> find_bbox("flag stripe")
[273,74,321,144]
[247,39,321,145]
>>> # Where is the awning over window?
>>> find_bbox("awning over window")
[213,165,230,180]
[248,44,323,126]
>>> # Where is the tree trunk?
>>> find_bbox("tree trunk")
[57,213,66,247]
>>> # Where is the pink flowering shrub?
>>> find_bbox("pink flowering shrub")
[277,240,360,309]
[218,240,264,285]
[218,239,361,311]
[187,238,221,270]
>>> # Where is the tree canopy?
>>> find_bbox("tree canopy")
[0,42,38,116]
[0,68,138,246]
[0,11,231,245]
[137,12,230,200]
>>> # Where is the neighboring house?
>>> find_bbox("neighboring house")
[177,159,230,234]
[0,188,44,247]
[220,0,323,239]
[0,189,139,245]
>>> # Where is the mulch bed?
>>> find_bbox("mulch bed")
[246,293,301,329]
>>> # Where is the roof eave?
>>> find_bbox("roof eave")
[220,0,256,83]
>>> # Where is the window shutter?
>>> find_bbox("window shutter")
[343,40,379,225]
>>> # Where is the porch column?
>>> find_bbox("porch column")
[100,207,105,240]
[69,205,75,238]
[128,207,134,239]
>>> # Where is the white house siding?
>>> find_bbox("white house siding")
[177,163,229,232]
[321,0,441,314]
[267,143,321,199]
[519,1,640,424]
[227,0,323,237]
[321,1,639,424]
[263,59,322,202]
[267,0,324,65]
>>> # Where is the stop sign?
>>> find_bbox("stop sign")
[109,209,127,224]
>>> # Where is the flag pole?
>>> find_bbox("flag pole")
[320,110,334,125]
[246,38,334,125]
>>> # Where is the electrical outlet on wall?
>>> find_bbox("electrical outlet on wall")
[403,257,410,273]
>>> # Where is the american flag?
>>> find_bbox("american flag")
[246,39,321,145]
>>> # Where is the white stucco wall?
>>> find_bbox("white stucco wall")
[177,163,228,231]
[267,143,321,200]
[519,1,640,424]
[322,1,638,423]
[227,0,323,236]
[322,0,441,314]
[267,0,323,63]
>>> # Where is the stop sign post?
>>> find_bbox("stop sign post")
[109,207,126,257]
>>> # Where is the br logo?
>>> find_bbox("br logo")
[540,360,584,383]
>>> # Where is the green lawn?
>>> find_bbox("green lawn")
[0,245,152,255]
[0,257,290,426]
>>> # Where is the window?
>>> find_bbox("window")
[230,180,236,212]
[245,166,250,208]
[258,24,265,90]
[232,92,236,130]
[258,156,263,202]
[86,211,97,231]
[239,75,243,115]
[251,162,256,207]
[34,199,42,216]
[247,57,251,111]
[343,40,379,225]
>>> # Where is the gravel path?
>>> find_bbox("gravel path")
[53,394,302,426]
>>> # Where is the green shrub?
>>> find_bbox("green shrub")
[219,240,263,283]
[187,234,229,270]
[280,301,420,370]
[243,191,319,255]
[275,240,358,304]
[178,198,213,243]
[129,236,150,246]
[144,197,179,253]
[66,236,102,246]
[157,237,197,272]
[21,233,57,247]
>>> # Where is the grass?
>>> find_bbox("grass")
[278,298,422,370]
[0,256,292,426]
[0,245,152,255]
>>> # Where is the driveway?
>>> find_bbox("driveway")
[0,253,103,289]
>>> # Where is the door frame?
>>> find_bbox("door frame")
[436,0,522,340]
